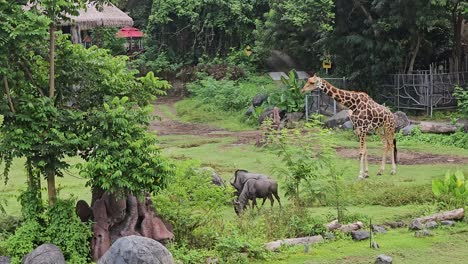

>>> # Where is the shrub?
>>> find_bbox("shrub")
[0,197,91,264]
[267,117,336,205]
[396,127,468,149]
[453,85,468,117]
[152,160,233,248]
[432,170,467,210]
[267,69,305,113]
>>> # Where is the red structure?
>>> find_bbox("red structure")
[116,26,144,52]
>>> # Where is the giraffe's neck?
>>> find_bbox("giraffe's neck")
[319,79,357,110]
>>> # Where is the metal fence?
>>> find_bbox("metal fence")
[305,77,347,121]
[389,71,467,116]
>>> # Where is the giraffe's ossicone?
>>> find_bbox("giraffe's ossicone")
[301,74,397,179]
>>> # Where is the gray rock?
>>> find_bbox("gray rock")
[385,220,405,229]
[258,107,285,124]
[393,111,410,131]
[351,230,370,241]
[415,229,433,237]
[375,254,393,264]
[372,225,387,234]
[197,167,224,186]
[245,105,255,116]
[456,118,468,133]
[409,219,423,230]
[440,220,456,226]
[325,110,350,129]
[284,112,304,123]
[425,221,438,229]
[252,94,268,107]
[22,243,65,264]
[342,120,354,129]
[402,124,417,136]
[98,235,174,264]
[0,256,11,264]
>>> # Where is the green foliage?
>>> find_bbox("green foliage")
[267,116,336,204]
[432,170,467,209]
[215,229,269,263]
[267,70,305,113]
[187,75,276,112]
[0,95,83,183]
[153,160,232,247]
[453,85,468,117]
[0,220,44,263]
[253,1,334,68]
[89,27,126,56]
[0,215,21,245]
[396,127,468,149]
[78,96,174,196]
[18,185,44,221]
[146,0,268,65]
[0,197,91,264]
[167,243,215,264]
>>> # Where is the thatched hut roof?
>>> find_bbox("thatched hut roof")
[62,3,133,30]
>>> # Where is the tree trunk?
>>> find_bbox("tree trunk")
[419,121,461,134]
[413,208,464,224]
[49,24,56,98]
[451,6,463,72]
[265,235,323,251]
[47,24,56,206]
[46,165,56,206]
[407,33,421,74]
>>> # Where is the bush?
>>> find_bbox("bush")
[0,197,91,264]
[453,85,468,117]
[267,69,305,113]
[432,170,467,210]
[186,75,277,112]
[396,127,468,149]
[152,160,233,248]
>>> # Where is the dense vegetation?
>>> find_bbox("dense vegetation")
[122,0,468,91]
[1,0,467,263]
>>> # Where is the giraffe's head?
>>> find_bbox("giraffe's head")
[301,74,322,93]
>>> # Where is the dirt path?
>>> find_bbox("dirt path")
[150,97,261,144]
[336,147,468,165]
[151,97,467,164]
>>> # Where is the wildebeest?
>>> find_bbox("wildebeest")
[230,169,269,195]
[233,178,281,215]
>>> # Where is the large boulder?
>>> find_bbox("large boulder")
[350,230,370,241]
[325,110,350,129]
[375,254,393,264]
[98,236,174,264]
[393,111,410,131]
[22,244,65,264]
[0,256,10,264]
[252,94,268,107]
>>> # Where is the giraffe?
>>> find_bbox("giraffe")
[301,74,397,179]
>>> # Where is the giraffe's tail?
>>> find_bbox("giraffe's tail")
[393,138,398,164]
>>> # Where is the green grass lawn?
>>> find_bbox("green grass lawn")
[255,225,468,264]
[0,157,89,216]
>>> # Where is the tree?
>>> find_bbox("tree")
[145,0,269,67]
[253,0,334,69]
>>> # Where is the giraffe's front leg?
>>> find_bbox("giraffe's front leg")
[357,132,368,179]
[377,140,388,176]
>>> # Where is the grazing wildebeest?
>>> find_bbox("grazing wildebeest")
[233,178,281,215]
[230,169,269,196]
